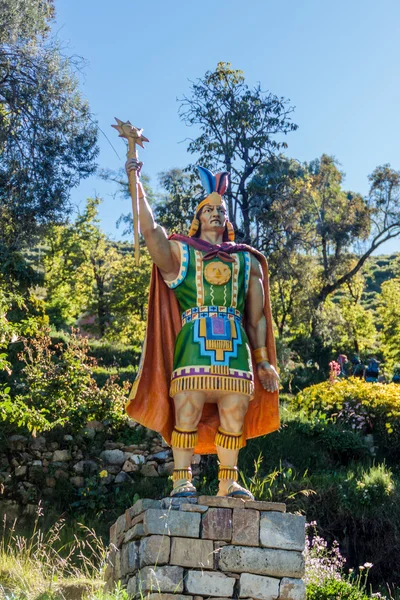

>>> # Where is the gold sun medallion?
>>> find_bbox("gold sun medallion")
[204,261,232,285]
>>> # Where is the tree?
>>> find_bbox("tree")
[251,155,400,342]
[377,278,400,372]
[44,197,151,343]
[44,198,120,336]
[0,0,98,278]
[0,0,55,44]
[179,62,298,243]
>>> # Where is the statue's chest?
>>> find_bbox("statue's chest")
[176,247,250,311]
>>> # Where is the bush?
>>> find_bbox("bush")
[1,329,130,434]
[307,579,371,600]
[293,378,400,460]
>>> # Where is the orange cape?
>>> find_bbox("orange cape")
[126,242,279,454]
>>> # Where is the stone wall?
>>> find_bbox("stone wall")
[0,422,198,518]
[106,496,306,600]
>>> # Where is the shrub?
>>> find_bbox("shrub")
[292,378,400,460]
[1,329,130,434]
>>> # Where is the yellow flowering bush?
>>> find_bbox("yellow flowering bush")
[292,378,400,458]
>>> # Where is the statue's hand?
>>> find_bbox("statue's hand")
[125,158,143,178]
[257,361,280,393]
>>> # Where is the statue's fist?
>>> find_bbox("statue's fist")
[257,361,280,393]
[125,158,143,177]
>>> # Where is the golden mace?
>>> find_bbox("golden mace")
[111,118,149,266]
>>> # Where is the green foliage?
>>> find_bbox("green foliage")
[307,579,371,600]
[1,329,129,434]
[377,278,400,371]
[0,0,55,43]
[293,378,400,458]
[0,512,106,600]
[44,198,151,343]
[0,41,98,265]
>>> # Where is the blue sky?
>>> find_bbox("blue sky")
[55,0,400,253]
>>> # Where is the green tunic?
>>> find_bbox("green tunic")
[164,242,254,397]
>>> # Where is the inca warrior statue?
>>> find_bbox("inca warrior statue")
[125,156,280,499]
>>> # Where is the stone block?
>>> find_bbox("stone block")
[126,575,136,598]
[123,460,139,473]
[219,545,305,578]
[141,463,159,477]
[121,541,139,576]
[197,495,246,509]
[180,503,209,513]
[124,523,145,543]
[127,499,162,520]
[100,449,126,465]
[110,514,126,548]
[52,449,70,462]
[239,572,280,599]
[245,501,286,513]
[143,509,200,538]
[136,565,184,594]
[170,537,214,569]
[202,507,232,541]
[260,513,305,552]
[114,551,122,580]
[213,541,228,569]
[143,594,191,600]
[161,497,198,509]
[185,570,235,597]
[14,465,27,478]
[232,508,260,546]
[125,510,144,530]
[139,535,171,567]
[280,577,306,600]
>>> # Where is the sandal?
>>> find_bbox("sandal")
[226,482,254,500]
[170,480,198,498]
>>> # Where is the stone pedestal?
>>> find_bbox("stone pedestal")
[105,496,306,600]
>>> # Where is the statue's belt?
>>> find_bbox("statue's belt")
[181,306,242,327]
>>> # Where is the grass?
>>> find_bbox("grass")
[0,506,109,600]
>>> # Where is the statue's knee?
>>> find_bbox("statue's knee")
[174,396,203,429]
[218,397,249,431]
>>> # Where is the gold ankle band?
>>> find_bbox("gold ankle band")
[218,465,239,481]
[215,427,244,450]
[171,427,198,449]
[172,467,193,482]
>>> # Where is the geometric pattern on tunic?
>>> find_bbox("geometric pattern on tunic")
[181,305,242,327]
[164,242,189,289]
[193,316,242,365]
[244,252,251,296]
[171,364,253,381]
[195,250,204,304]
[231,254,240,308]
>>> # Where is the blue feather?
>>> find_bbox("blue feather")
[197,166,216,194]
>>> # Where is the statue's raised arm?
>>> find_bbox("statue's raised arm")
[125,158,180,281]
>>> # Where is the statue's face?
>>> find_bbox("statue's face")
[198,203,227,233]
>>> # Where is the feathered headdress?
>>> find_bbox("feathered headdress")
[188,166,235,241]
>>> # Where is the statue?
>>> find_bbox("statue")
[123,155,280,499]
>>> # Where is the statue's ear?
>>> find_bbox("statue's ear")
[215,172,229,195]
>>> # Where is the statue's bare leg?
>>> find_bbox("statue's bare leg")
[216,393,252,497]
[171,391,206,496]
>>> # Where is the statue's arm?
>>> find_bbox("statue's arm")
[126,159,180,280]
[246,254,279,392]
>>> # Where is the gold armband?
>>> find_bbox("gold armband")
[254,347,268,364]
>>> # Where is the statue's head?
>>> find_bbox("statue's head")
[188,167,235,241]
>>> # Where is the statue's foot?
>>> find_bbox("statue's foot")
[170,480,197,498]
[224,482,254,500]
